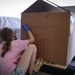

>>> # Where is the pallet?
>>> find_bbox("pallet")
[39,58,75,75]
[44,61,66,70]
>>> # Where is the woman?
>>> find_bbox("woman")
[0,25,37,75]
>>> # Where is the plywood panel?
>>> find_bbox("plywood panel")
[21,12,70,66]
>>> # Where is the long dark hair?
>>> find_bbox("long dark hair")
[0,27,13,57]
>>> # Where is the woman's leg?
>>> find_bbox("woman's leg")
[18,44,37,75]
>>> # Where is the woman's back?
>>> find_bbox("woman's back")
[0,39,28,75]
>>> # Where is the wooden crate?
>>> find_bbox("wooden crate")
[21,0,73,67]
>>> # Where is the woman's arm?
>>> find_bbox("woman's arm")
[27,30,35,44]
[22,24,35,44]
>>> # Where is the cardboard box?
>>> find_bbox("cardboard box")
[21,0,73,67]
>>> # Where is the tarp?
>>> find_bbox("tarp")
[0,16,21,39]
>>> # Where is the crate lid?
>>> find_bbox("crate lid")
[22,0,69,13]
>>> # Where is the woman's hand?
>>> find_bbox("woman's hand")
[22,24,29,32]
